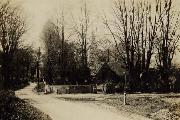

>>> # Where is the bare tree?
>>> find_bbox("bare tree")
[0,1,26,89]
[155,0,180,91]
[73,3,91,84]
[104,0,158,91]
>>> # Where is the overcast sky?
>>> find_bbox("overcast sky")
[17,0,112,48]
[12,0,180,64]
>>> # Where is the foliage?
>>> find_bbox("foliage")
[0,0,27,89]
[42,21,80,85]
[0,90,51,120]
[34,82,45,92]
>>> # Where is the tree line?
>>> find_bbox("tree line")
[0,1,37,90]
[104,0,180,92]
[0,0,180,92]
[42,0,180,92]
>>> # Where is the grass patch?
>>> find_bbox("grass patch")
[56,93,180,120]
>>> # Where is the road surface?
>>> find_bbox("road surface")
[16,83,151,120]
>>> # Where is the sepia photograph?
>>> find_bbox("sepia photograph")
[0,0,180,120]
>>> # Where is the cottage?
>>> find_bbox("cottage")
[95,62,125,93]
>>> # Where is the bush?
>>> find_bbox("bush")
[97,82,116,94]
[105,82,116,93]
[115,82,124,93]
[0,90,51,120]
[14,82,30,91]
[34,82,45,92]
[0,90,15,99]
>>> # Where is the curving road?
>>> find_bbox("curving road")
[16,83,151,120]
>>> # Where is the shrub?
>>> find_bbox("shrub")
[105,82,116,93]
[34,82,45,92]
[0,90,51,120]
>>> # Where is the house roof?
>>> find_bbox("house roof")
[95,61,125,84]
[96,61,125,76]
[107,62,125,76]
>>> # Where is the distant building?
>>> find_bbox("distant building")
[95,62,125,93]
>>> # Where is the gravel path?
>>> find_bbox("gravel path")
[15,83,151,120]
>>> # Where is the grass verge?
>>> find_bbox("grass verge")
[0,90,52,120]
[56,93,180,120]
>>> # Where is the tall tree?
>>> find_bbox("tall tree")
[104,0,158,91]
[73,3,91,84]
[42,20,79,85]
[155,0,180,91]
[0,1,26,89]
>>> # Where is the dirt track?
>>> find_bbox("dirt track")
[15,83,151,120]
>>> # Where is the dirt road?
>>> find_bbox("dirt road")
[16,83,151,120]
